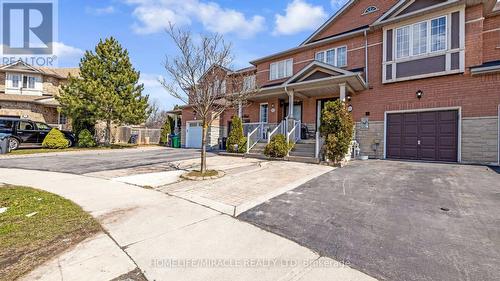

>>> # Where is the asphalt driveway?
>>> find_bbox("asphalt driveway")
[239,160,500,281]
[0,147,213,174]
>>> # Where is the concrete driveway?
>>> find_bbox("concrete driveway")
[239,160,500,281]
[0,147,213,174]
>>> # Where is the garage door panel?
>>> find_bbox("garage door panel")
[387,110,458,162]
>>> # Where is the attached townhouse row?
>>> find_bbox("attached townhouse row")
[178,0,500,165]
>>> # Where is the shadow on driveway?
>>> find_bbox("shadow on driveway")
[239,160,500,281]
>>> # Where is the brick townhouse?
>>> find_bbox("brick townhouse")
[0,60,79,128]
[178,0,500,165]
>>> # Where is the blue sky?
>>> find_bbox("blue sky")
[56,0,347,109]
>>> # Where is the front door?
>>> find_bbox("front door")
[316,98,338,130]
[260,103,269,139]
[17,120,39,145]
[284,104,302,122]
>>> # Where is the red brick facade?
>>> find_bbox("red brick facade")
[180,0,500,164]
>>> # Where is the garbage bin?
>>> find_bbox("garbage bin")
[0,133,11,155]
[172,135,180,148]
[168,134,175,147]
[130,134,139,144]
[221,137,227,151]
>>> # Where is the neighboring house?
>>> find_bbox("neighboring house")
[180,0,500,165]
[0,60,79,128]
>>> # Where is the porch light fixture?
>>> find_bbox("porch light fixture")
[416,90,423,99]
[347,95,352,102]
[347,105,353,112]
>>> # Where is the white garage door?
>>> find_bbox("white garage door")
[186,121,202,148]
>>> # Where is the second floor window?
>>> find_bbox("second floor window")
[243,75,256,91]
[315,46,347,67]
[395,16,447,60]
[270,59,293,80]
[11,75,20,88]
[22,76,36,89]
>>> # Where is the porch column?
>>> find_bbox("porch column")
[339,83,347,102]
[288,90,294,118]
[238,100,243,118]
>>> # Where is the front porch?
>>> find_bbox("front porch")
[239,61,367,161]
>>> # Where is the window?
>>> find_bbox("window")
[18,121,34,130]
[22,75,36,89]
[396,26,410,59]
[36,122,51,130]
[431,17,447,52]
[270,59,293,80]
[412,22,427,55]
[259,104,268,123]
[0,120,13,130]
[363,6,378,15]
[243,75,256,91]
[395,16,447,60]
[11,74,20,88]
[59,113,68,125]
[316,46,347,67]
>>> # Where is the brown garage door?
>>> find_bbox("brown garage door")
[386,110,458,162]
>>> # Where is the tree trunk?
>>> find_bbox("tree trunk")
[200,121,208,174]
[105,120,112,146]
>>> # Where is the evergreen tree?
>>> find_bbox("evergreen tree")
[226,116,246,153]
[160,118,171,145]
[58,37,149,144]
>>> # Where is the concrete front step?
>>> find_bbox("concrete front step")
[289,151,315,158]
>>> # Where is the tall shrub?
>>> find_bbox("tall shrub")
[320,100,354,164]
[78,129,96,148]
[160,118,171,145]
[227,116,246,153]
[42,129,70,149]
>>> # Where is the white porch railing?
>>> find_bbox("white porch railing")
[268,120,285,143]
[286,119,301,156]
[246,123,263,153]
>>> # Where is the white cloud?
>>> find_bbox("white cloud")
[125,0,265,37]
[274,0,327,35]
[86,5,116,15]
[139,73,164,88]
[53,42,84,60]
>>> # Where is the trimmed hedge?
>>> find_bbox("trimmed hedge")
[77,129,96,148]
[42,128,69,149]
[264,134,293,158]
[227,116,247,153]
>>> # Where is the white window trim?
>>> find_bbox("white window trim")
[315,45,348,67]
[259,103,269,124]
[394,15,447,60]
[362,6,378,15]
[269,59,293,81]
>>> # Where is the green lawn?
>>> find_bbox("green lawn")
[7,143,142,156]
[0,185,101,281]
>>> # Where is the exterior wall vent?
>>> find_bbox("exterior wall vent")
[362,6,378,15]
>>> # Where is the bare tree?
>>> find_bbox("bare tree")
[161,24,254,173]
[145,99,169,129]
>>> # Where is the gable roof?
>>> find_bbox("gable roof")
[0,60,79,78]
[284,61,354,84]
[301,0,358,46]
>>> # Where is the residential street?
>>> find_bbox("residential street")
[0,165,373,281]
[0,147,213,174]
[239,160,500,281]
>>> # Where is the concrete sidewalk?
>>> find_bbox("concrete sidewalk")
[0,168,376,281]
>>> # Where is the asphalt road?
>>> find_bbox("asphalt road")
[0,148,213,174]
[239,160,500,281]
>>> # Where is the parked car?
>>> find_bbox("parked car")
[0,118,75,150]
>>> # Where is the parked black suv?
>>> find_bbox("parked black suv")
[0,118,75,150]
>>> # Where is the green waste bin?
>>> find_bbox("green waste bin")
[172,135,180,148]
